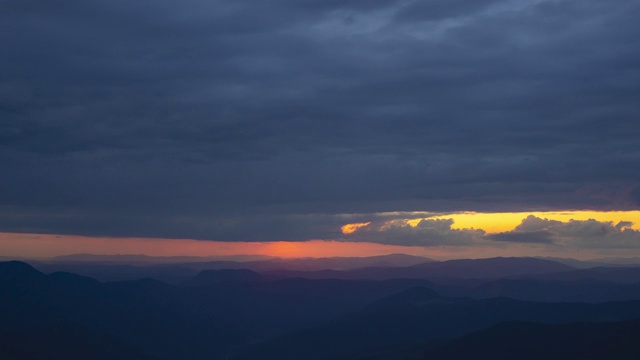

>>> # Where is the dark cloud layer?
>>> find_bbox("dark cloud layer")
[1,0,639,242]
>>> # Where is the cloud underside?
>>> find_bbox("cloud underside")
[0,0,639,242]
[342,218,486,246]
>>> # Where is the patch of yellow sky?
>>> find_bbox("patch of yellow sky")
[343,210,640,234]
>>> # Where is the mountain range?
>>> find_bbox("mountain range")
[2,255,640,359]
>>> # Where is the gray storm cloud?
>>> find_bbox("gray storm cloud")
[1,0,639,242]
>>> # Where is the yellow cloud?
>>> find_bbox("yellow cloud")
[341,222,371,234]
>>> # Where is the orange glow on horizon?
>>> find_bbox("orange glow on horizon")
[1,230,638,261]
[0,232,434,259]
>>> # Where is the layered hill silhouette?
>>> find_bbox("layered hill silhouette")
[0,261,439,359]
[29,253,433,283]
[4,257,640,360]
[263,257,575,281]
[0,261,246,359]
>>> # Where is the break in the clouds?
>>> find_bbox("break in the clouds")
[1,0,640,243]
[489,215,640,248]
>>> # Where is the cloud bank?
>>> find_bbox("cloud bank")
[0,0,639,244]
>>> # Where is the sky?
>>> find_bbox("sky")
[1,0,640,259]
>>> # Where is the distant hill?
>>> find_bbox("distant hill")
[529,266,640,284]
[466,278,640,303]
[186,269,265,285]
[44,253,432,270]
[589,257,640,266]
[25,253,434,283]
[276,257,575,281]
[28,261,199,284]
[50,253,274,263]
[260,254,434,271]
[28,256,575,284]
[258,257,575,282]
[533,256,611,269]
[404,257,574,279]
[171,253,434,272]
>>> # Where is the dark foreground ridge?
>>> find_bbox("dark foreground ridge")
[232,286,640,360]
[422,319,640,360]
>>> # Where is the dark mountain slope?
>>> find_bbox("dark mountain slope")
[0,322,159,360]
[234,287,640,360]
[0,261,247,360]
[173,276,437,338]
[0,261,440,359]
[422,319,640,360]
